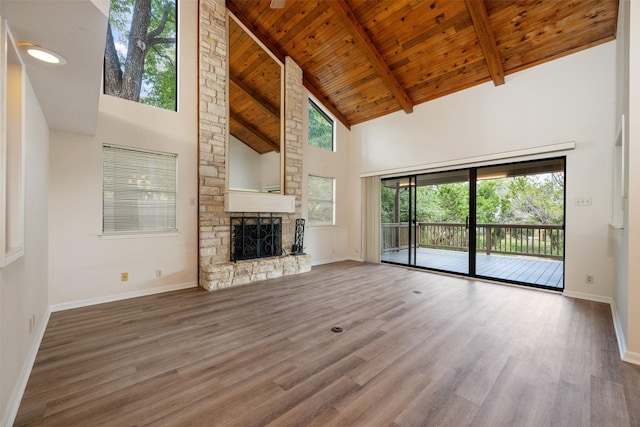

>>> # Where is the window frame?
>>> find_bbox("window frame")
[307,98,335,152]
[307,174,336,227]
[102,144,179,236]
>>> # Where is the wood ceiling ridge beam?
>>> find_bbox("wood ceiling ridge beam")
[230,112,280,153]
[303,75,351,130]
[230,76,280,120]
[326,0,414,114]
[464,0,505,86]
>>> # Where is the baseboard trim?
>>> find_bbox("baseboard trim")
[2,308,51,427]
[622,351,640,365]
[311,256,351,266]
[611,301,640,366]
[611,301,628,361]
[562,290,613,304]
[50,281,198,312]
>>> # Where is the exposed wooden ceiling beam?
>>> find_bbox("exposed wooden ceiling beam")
[230,112,280,153]
[464,0,505,86]
[326,0,413,114]
[230,75,280,120]
[303,76,351,130]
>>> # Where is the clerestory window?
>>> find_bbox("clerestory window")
[104,0,178,111]
[308,99,334,151]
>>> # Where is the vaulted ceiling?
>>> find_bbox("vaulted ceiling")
[227,0,619,134]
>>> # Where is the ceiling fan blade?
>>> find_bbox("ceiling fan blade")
[270,0,286,9]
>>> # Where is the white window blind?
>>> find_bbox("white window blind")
[103,145,177,234]
[308,175,335,226]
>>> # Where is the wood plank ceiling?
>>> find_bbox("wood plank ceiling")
[229,17,281,154]
[226,0,618,135]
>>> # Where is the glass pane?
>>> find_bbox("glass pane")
[103,145,177,233]
[308,100,334,151]
[475,158,565,288]
[308,175,335,225]
[380,177,413,265]
[104,0,177,111]
[414,170,469,274]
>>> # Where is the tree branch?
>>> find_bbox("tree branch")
[147,37,176,48]
[147,1,173,39]
[151,44,175,67]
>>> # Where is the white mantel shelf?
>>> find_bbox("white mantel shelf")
[224,191,296,213]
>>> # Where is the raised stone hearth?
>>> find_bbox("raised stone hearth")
[198,0,309,292]
[200,254,312,291]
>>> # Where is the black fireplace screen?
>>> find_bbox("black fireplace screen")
[230,216,282,262]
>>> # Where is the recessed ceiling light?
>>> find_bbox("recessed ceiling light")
[17,42,67,65]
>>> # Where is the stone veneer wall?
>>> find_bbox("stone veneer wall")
[198,0,310,291]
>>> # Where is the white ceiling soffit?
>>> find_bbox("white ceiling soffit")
[1,0,108,136]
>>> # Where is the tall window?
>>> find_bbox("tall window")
[308,175,335,226]
[308,99,334,151]
[103,145,177,234]
[104,0,177,111]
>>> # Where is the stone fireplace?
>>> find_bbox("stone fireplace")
[198,0,311,291]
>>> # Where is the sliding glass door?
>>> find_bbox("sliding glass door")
[474,159,565,287]
[380,158,565,290]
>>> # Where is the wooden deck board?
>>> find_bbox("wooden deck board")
[382,248,564,288]
[16,261,635,426]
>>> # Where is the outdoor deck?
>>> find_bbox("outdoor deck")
[381,248,564,289]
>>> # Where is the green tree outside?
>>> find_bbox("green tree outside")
[308,101,333,150]
[105,0,177,111]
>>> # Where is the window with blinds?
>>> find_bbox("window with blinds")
[308,175,335,226]
[103,145,177,234]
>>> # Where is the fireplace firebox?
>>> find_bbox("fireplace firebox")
[230,216,282,262]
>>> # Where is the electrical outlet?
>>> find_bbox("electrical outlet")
[156,269,162,278]
[585,274,594,284]
[575,197,592,206]
[121,272,129,282]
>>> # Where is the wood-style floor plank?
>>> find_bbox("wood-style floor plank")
[15,261,639,426]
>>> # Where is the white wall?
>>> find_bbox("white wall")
[302,95,353,264]
[0,78,49,426]
[229,135,280,192]
[351,41,617,299]
[260,151,280,191]
[48,0,198,307]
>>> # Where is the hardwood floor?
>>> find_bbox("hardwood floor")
[15,261,640,426]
